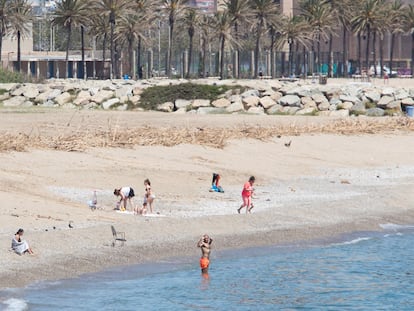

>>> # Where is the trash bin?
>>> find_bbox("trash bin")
[319,75,327,85]
[407,106,414,117]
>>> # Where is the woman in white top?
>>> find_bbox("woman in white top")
[113,187,135,211]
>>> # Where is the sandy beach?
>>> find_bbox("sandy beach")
[1,78,414,290]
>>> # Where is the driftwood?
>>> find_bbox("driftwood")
[1,118,413,152]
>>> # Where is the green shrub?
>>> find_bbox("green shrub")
[0,67,24,83]
[139,83,242,110]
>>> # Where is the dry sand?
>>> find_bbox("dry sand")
[1,79,414,289]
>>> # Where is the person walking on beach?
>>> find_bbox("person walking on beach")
[135,179,155,215]
[114,186,135,211]
[12,228,34,255]
[238,176,255,214]
[197,234,213,274]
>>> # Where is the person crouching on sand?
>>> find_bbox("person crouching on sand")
[114,187,135,211]
[197,234,213,274]
[238,176,255,214]
[12,228,34,255]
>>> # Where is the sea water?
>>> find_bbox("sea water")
[1,224,414,311]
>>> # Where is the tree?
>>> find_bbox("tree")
[300,0,336,75]
[388,0,405,76]
[53,0,88,78]
[225,0,251,78]
[249,0,280,78]
[93,0,131,79]
[8,0,32,72]
[89,15,110,78]
[351,0,383,75]
[181,8,200,78]
[405,4,414,76]
[161,0,188,77]
[212,11,234,79]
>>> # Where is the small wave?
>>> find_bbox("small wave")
[379,223,414,231]
[334,237,372,246]
[2,298,28,311]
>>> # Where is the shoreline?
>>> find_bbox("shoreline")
[1,110,414,290]
[0,215,414,291]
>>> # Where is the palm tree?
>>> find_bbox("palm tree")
[405,4,414,77]
[327,0,352,77]
[53,0,88,78]
[181,8,200,78]
[388,0,405,77]
[93,0,131,78]
[249,0,280,78]
[225,0,251,78]
[89,15,110,77]
[212,11,234,79]
[198,14,214,77]
[8,0,32,72]
[161,0,188,77]
[351,0,383,75]
[276,14,311,77]
[0,0,15,62]
[132,0,156,78]
[300,0,336,75]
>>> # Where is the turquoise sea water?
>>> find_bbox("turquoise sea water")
[1,224,414,311]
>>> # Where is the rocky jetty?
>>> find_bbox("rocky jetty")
[1,78,413,117]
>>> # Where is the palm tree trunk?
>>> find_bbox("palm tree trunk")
[66,24,72,79]
[317,32,321,74]
[102,33,107,79]
[270,30,275,78]
[234,22,240,79]
[0,29,3,62]
[110,12,115,79]
[357,32,361,73]
[372,31,377,76]
[379,36,384,78]
[389,33,395,76]
[288,40,293,76]
[17,31,21,72]
[220,35,225,79]
[328,33,333,77]
[411,33,414,77]
[342,27,348,78]
[365,27,371,73]
[254,21,263,78]
[81,26,85,79]
[201,36,206,77]
[167,16,174,77]
[187,34,193,78]
[128,37,133,77]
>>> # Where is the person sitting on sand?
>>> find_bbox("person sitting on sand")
[197,234,213,274]
[238,176,255,214]
[12,228,34,255]
[135,179,155,215]
[210,173,224,193]
[114,187,135,211]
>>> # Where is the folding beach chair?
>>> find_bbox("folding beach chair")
[111,225,126,247]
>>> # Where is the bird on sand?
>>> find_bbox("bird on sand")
[69,221,74,229]
[284,140,292,147]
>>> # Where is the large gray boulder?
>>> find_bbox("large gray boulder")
[364,90,381,103]
[3,96,26,107]
[226,101,244,113]
[211,98,231,108]
[351,102,366,114]
[90,90,114,104]
[242,96,260,107]
[259,96,276,109]
[175,99,191,109]
[54,92,72,106]
[191,99,210,108]
[376,96,394,108]
[266,104,284,114]
[278,95,301,107]
[102,98,120,109]
[157,102,174,112]
[366,107,385,116]
[339,94,361,104]
[247,106,265,114]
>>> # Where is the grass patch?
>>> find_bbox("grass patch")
[0,68,24,83]
[365,101,376,109]
[139,83,243,110]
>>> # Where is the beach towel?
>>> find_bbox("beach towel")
[11,238,30,255]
